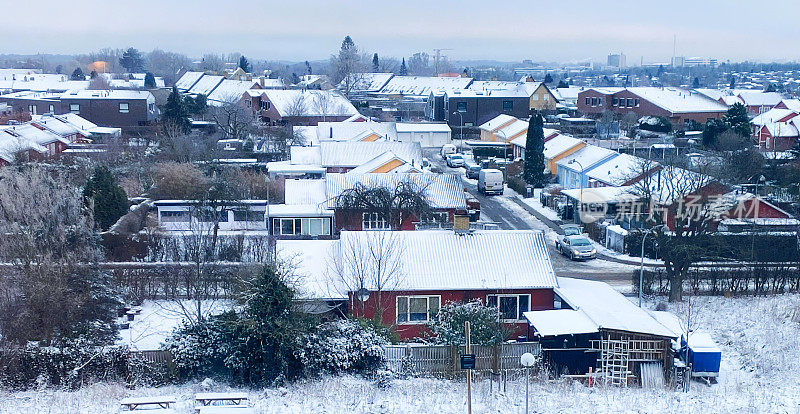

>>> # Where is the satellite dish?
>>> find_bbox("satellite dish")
[520,352,536,367]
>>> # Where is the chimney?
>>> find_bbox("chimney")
[453,214,470,232]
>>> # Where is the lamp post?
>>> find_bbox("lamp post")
[520,352,536,414]
[639,230,651,308]
[452,111,464,152]
[568,159,584,223]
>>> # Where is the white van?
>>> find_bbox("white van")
[478,169,504,195]
[440,144,457,158]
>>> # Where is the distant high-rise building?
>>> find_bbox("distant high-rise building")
[671,56,685,67]
[607,53,626,68]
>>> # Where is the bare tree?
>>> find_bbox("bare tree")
[326,231,405,318]
[330,36,366,99]
[313,91,342,122]
[334,179,433,231]
[210,95,256,140]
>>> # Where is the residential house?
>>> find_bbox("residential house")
[734,90,783,116]
[269,178,335,238]
[440,82,557,128]
[243,89,359,126]
[283,230,559,340]
[372,75,473,120]
[584,153,660,188]
[318,141,423,173]
[750,106,799,151]
[555,145,619,189]
[395,123,452,147]
[577,87,728,128]
[152,200,269,232]
[540,134,586,174]
[325,173,466,231]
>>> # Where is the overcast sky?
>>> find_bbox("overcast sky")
[3,0,798,64]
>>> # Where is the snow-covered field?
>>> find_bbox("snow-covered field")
[3,294,798,413]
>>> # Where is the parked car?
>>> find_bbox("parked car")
[478,169,504,195]
[446,154,466,168]
[465,162,481,179]
[466,193,480,221]
[559,235,597,260]
[555,224,582,249]
[440,144,457,158]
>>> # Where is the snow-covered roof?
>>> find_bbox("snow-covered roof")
[555,145,618,171]
[693,88,730,101]
[523,309,598,336]
[764,120,799,137]
[0,130,46,162]
[174,71,205,91]
[554,86,584,101]
[319,141,422,168]
[376,76,473,97]
[736,91,782,107]
[778,99,800,112]
[450,82,540,98]
[30,115,81,137]
[751,108,797,126]
[0,72,89,93]
[284,178,328,205]
[266,160,326,174]
[187,75,224,96]
[325,173,466,209]
[313,121,398,142]
[1,123,68,146]
[585,152,651,186]
[348,151,420,174]
[341,73,394,92]
[534,277,677,338]
[560,185,638,204]
[61,89,153,100]
[542,134,584,159]
[207,79,260,105]
[259,90,359,117]
[495,119,528,140]
[626,87,729,114]
[289,145,322,165]
[395,123,451,133]
[284,230,559,299]
[478,114,517,132]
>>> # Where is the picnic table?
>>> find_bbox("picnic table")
[194,392,249,411]
[119,395,176,411]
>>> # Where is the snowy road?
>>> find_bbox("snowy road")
[425,149,637,286]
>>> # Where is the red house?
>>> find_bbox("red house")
[291,230,560,341]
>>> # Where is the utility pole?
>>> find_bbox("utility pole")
[465,321,472,414]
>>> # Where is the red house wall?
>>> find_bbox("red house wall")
[334,209,457,232]
[350,288,555,340]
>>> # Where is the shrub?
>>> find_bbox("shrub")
[427,301,507,346]
[295,319,387,376]
[507,175,528,196]
[638,116,672,133]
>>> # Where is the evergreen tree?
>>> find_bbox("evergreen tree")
[118,47,145,73]
[544,73,553,84]
[238,55,252,73]
[70,67,84,81]
[305,60,312,75]
[657,65,664,76]
[83,166,129,230]
[523,112,546,186]
[90,70,98,79]
[692,77,700,88]
[372,53,379,72]
[729,76,736,89]
[292,72,300,85]
[162,86,191,132]
[557,80,569,89]
[765,83,776,93]
[144,72,156,88]
[55,65,63,74]
[702,118,728,148]
[723,102,751,137]
[399,58,408,76]
[187,94,207,115]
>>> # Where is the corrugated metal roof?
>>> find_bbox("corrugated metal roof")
[339,230,558,292]
[285,179,328,205]
[325,173,466,209]
[320,141,422,167]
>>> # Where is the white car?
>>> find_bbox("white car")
[440,144,457,158]
[478,169,504,195]
[446,154,466,168]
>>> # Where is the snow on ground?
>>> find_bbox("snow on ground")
[8,294,796,413]
[518,188,562,222]
[117,300,232,351]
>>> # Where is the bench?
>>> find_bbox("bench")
[194,392,249,412]
[119,395,176,411]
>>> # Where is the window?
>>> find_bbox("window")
[396,295,440,324]
[69,103,80,114]
[273,217,331,236]
[422,211,449,226]
[233,209,263,222]
[532,94,539,101]
[464,122,474,127]
[456,102,467,113]
[160,210,189,223]
[486,294,530,321]
[119,103,129,113]
[590,97,597,106]
[48,104,55,113]
[260,101,271,110]
[502,100,513,111]
[612,98,618,106]
[634,99,640,107]
[362,212,390,230]
[28,105,36,115]
[626,98,634,108]
[597,98,603,105]
[585,97,590,105]
[543,94,549,102]
[198,209,227,222]
[148,103,155,112]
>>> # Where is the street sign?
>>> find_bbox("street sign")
[460,354,476,370]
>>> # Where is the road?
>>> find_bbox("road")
[425,149,635,286]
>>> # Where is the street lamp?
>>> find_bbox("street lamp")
[638,225,664,307]
[568,159,584,223]
[520,352,536,414]
[452,111,464,152]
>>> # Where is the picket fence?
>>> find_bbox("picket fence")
[383,342,541,377]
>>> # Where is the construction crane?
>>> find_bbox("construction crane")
[433,48,453,76]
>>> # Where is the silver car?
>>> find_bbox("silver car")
[559,235,597,261]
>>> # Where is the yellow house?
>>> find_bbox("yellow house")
[543,135,586,174]
[528,83,558,111]
[478,114,517,141]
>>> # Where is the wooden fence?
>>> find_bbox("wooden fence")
[130,350,173,364]
[383,342,541,377]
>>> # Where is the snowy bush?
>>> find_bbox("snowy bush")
[0,346,128,390]
[426,301,507,346]
[163,312,237,380]
[296,319,387,377]
[637,116,671,133]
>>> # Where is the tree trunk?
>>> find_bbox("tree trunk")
[668,270,683,302]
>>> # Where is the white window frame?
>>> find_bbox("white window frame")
[362,212,390,230]
[119,102,129,113]
[48,104,55,113]
[396,295,441,324]
[28,105,36,115]
[486,294,531,322]
[69,103,80,114]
